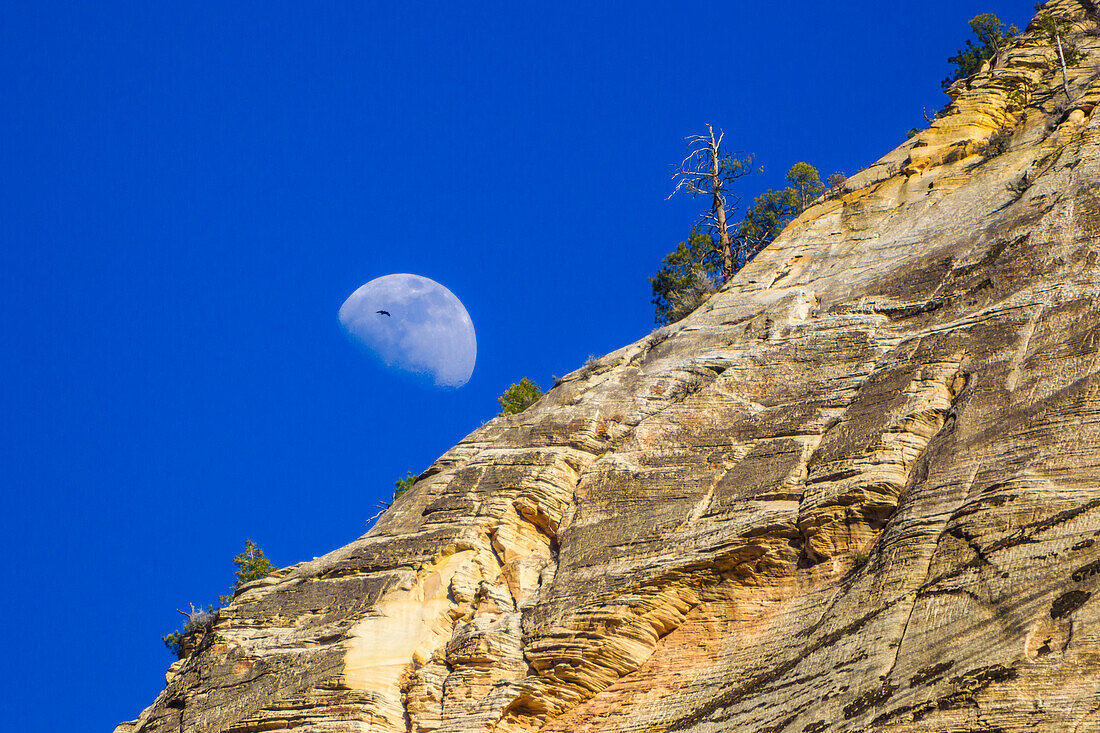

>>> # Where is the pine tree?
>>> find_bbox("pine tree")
[394,472,417,499]
[652,163,822,324]
[498,378,542,416]
[942,14,1018,90]
[667,125,755,282]
[232,539,275,587]
[785,162,824,213]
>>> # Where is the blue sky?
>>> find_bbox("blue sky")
[0,2,1037,729]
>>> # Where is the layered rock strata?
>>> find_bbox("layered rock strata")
[119,3,1100,731]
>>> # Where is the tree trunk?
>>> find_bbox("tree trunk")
[715,195,732,281]
[707,125,733,282]
[1055,34,1071,99]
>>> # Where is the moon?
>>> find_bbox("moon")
[339,274,477,388]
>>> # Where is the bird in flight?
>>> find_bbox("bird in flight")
[376,309,391,317]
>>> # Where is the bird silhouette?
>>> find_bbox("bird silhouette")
[376,310,391,316]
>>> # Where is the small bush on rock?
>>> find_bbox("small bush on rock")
[498,378,543,416]
[984,127,1012,158]
[394,472,417,499]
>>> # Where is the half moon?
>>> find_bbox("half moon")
[339,274,477,388]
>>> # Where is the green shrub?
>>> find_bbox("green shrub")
[650,229,721,325]
[498,378,543,416]
[1006,87,1030,111]
[394,471,417,499]
[984,127,1013,158]
[162,630,184,656]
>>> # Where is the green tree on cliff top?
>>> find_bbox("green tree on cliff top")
[667,125,756,283]
[652,162,822,325]
[942,13,1018,90]
[231,539,275,586]
[498,378,543,416]
[394,471,417,499]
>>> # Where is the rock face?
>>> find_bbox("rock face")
[119,4,1100,731]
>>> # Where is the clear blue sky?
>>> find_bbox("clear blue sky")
[0,2,1037,729]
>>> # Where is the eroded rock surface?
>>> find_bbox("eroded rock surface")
[119,4,1100,731]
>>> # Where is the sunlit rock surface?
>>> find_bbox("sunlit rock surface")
[119,4,1100,731]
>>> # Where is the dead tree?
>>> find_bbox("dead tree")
[1038,12,1078,100]
[668,124,754,283]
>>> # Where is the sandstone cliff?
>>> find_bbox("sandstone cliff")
[119,3,1100,731]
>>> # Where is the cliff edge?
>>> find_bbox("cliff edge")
[120,3,1100,731]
